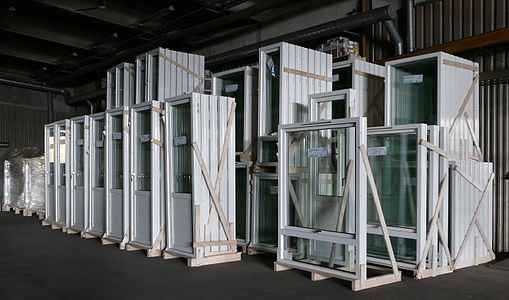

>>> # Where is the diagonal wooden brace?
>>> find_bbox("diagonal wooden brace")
[360,145,399,276]
[449,75,479,135]
[416,175,449,271]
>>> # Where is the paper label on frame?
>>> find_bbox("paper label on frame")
[368,146,387,156]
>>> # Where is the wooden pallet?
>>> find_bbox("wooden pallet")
[163,250,241,267]
[22,208,34,217]
[1,204,11,212]
[101,235,129,250]
[125,242,162,258]
[274,262,401,291]
[50,223,67,232]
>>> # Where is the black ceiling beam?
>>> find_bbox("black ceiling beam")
[49,0,295,85]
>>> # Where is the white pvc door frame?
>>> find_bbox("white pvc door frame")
[88,112,105,237]
[69,115,90,232]
[104,106,130,242]
[54,119,71,227]
[129,100,164,250]
[44,123,56,222]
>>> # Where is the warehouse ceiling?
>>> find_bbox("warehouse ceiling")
[0,0,325,86]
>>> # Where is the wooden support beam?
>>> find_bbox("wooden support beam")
[376,27,509,65]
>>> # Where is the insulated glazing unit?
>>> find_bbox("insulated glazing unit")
[69,116,90,233]
[128,101,165,256]
[164,93,239,266]
[104,106,130,247]
[276,117,401,290]
[135,48,205,103]
[107,62,135,109]
[87,113,105,238]
[385,52,480,160]
[235,162,251,248]
[212,66,258,161]
[258,42,332,165]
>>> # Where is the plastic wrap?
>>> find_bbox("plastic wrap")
[21,156,45,212]
[2,147,43,209]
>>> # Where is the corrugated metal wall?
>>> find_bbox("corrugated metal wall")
[480,76,509,253]
[369,0,509,251]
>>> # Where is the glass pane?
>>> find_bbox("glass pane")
[216,71,245,152]
[139,58,146,102]
[58,126,66,186]
[367,234,417,263]
[286,128,355,234]
[111,115,123,189]
[150,55,158,101]
[94,119,105,188]
[118,68,124,107]
[391,58,437,125]
[332,65,352,90]
[265,51,280,134]
[261,140,278,163]
[366,132,418,229]
[74,122,84,186]
[285,236,356,273]
[136,110,151,191]
[257,178,279,246]
[172,102,192,193]
[110,71,116,106]
[317,100,347,121]
[48,128,55,185]
[235,166,248,240]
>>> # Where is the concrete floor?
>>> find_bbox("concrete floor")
[1,211,508,300]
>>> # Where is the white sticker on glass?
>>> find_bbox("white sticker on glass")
[225,84,238,93]
[333,74,340,82]
[174,136,187,146]
[77,139,84,146]
[368,146,387,156]
[270,185,278,195]
[403,74,423,84]
[112,132,122,140]
[308,147,328,158]
[139,134,151,143]
[95,140,104,148]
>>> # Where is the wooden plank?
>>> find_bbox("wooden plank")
[437,220,455,269]
[311,272,330,281]
[454,173,495,266]
[329,160,354,267]
[419,139,449,158]
[273,262,292,272]
[289,183,306,226]
[193,240,237,247]
[359,145,399,276]
[475,219,496,260]
[463,111,484,161]
[354,70,384,81]
[283,67,332,82]
[147,225,165,257]
[376,27,509,65]
[416,175,448,270]
[187,252,241,267]
[443,59,479,71]
[453,167,484,192]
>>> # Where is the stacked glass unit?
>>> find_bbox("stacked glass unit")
[106,62,135,109]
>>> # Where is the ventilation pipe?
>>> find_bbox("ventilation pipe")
[0,77,105,106]
[206,5,400,67]
[406,0,415,52]
[383,20,404,55]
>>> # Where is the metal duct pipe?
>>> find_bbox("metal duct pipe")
[383,20,404,55]
[406,0,415,52]
[0,77,105,106]
[206,5,398,67]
